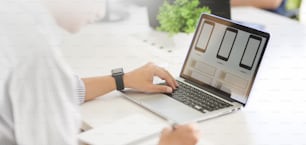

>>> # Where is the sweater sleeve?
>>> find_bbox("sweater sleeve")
[75,75,86,104]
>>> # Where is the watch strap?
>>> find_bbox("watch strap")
[114,74,124,91]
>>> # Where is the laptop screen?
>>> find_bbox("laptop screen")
[180,14,270,104]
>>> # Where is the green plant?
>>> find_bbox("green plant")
[157,0,210,35]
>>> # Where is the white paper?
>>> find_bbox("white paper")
[79,114,168,145]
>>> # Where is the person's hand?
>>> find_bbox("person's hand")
[158,123,200,145]
[124,62,178,93]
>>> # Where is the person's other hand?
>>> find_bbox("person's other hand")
[158,123,200,145]
[124,62,178,93]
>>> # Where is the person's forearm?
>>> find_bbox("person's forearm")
[82,76,116,101]
[82,73,133,101]
[81,63,177,101]
[231,0,282,9]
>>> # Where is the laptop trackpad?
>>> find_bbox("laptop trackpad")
[126,92,205,123]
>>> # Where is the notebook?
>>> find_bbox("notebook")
[79,114,167,145]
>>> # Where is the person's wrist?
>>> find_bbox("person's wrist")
[111,68,125,90]
[123,72,132,89]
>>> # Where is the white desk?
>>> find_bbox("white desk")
[62,7,306,145]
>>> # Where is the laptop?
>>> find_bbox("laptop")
[123,13,270,123]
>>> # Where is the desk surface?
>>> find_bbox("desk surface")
[62,7,306,145]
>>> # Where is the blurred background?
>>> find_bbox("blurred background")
[101,0,305,25]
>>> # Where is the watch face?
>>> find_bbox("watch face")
[112,68,124,75]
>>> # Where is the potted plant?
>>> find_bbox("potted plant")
[156,0,210,35]
[145,0,210,49]
[147,0,175,28]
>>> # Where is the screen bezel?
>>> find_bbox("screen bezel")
[179,13,270,105]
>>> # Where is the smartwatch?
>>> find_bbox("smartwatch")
[111,68,125,91]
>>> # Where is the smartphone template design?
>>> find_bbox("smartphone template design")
[239,35,262,70]
[195,21,215,53]
[217,27,238,61]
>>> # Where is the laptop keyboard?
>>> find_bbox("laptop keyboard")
[164,80,232,113]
